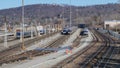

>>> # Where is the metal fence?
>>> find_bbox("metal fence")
[97,28,120,40]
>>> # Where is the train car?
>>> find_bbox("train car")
[37,25,45,35]
[16,31,35,39]
[78,24,86,28]
[61,28,72,35]
[39,30,45,35]
[83,28,89,35]
[80,28,89,36]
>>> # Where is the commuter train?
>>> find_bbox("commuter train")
[16,31,35,39]
[61,28,72,35]
[37,26,45,35]
[39,30,45,35]
[80,28,89,36]
[78,24,86,28]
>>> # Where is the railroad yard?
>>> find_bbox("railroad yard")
[0,27,119,68]
[0,0,120,68]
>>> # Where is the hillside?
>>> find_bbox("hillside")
[0,3,120,25]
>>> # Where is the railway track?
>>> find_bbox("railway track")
[80,29,119,68]
[52,29,99,68]
[0,32,71,65]
[0,35,16,43]
[92,30,120,68]
[79,29,111,68]
[0,32,59,64]
[53,28,118,68]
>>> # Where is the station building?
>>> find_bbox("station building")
[104,20,120,29]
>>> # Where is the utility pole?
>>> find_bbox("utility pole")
[31,20,33,39]
[116,20,117,33]
[62,5,65,28]
[69,0,72,27]
[115,14,118,33]
[45,19,48,34]
[21,0,26,50]
[4,16,8,48]
[76,8,79,25]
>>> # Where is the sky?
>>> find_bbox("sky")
[0,0,118,10]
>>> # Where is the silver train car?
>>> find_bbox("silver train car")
[80,28,89,36]
[61,28,72,35]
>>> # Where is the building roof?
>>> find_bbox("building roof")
[105,20,120,22]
